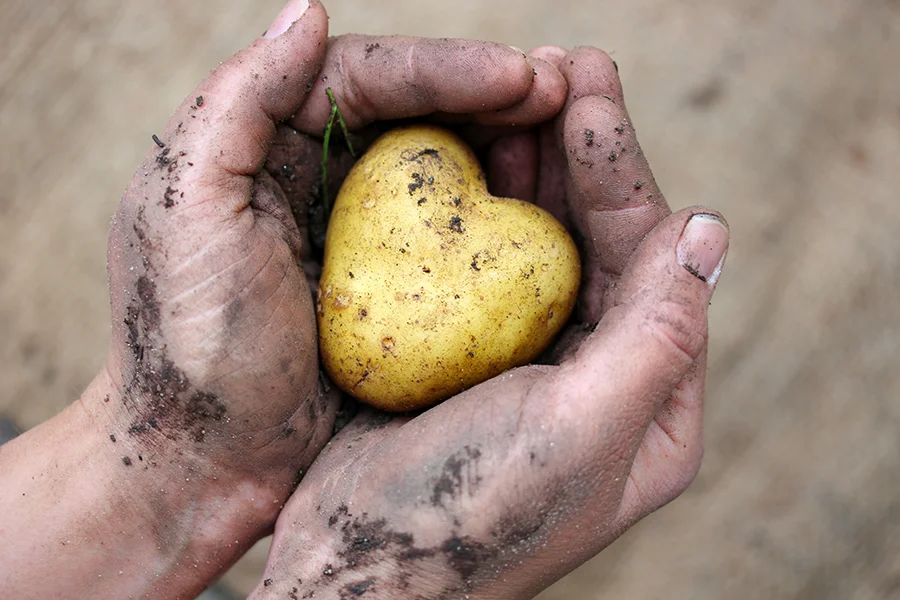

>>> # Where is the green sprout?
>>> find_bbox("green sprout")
[321,88,357,214]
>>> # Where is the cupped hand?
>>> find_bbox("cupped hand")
[82,0,566,595]
[251,46,729,600]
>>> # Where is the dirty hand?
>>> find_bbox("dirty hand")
[250,47,729,600]
[0,0,567,598]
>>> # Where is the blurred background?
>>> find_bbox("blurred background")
[1,0,898,598]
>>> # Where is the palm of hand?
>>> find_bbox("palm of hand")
[104,133,336,485]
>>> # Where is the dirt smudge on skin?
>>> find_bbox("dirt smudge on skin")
[121,227,227,446]
[155,146,171,168]
[339,517,412,568]
[224,296,242,329]
[340,578,376,597]
[318,506,506,597]
[360,412,394,433]
[441,536,490,582]
[310,454,569,596]
[430,446,482,508]
[491,511,546,549]
[162,186,178,208]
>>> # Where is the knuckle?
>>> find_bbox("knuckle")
[326,37,377,127]
[406,38,437,108]
[641,439,704,511]
[643,293,708,363]
[665,444,704,500]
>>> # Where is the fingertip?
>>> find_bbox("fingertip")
[558,47,625,124]
[527,45,569,68]
[616,207,724,318]
[683,206,729,232]
[473,41,538,95]
[676,208,729,286]
[200,0,328,120]
[255,0,330,122]
[264,0,312,40]
[474,56,567,126]
[170,0,328,184]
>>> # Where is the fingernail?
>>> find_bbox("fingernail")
[677,213,729,285]
[264,0,310,39]
[509,45,526,56]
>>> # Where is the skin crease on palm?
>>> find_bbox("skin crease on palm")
[0,0,729,599]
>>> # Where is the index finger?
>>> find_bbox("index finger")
[291,35,566,133]
[558,48,673,318]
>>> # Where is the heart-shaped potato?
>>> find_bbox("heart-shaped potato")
[318,125,580,412]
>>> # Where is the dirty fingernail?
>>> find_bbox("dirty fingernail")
[677,213,729,285]
[264,0,310,39]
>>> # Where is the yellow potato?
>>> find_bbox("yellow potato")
[318,125,581,412]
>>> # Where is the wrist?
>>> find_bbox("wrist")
[0,368,282,599]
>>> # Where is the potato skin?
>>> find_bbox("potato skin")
[318,125,581,412]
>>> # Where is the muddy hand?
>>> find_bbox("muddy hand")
[249,47,729,600]
[0,1,566,598]
[105,0,566,556]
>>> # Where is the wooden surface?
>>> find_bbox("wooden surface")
[1,0,898,597]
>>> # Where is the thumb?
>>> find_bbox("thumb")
[560,208,729,457]
[139,0,328,215]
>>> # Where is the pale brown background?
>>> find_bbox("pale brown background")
[2,0,899,598]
